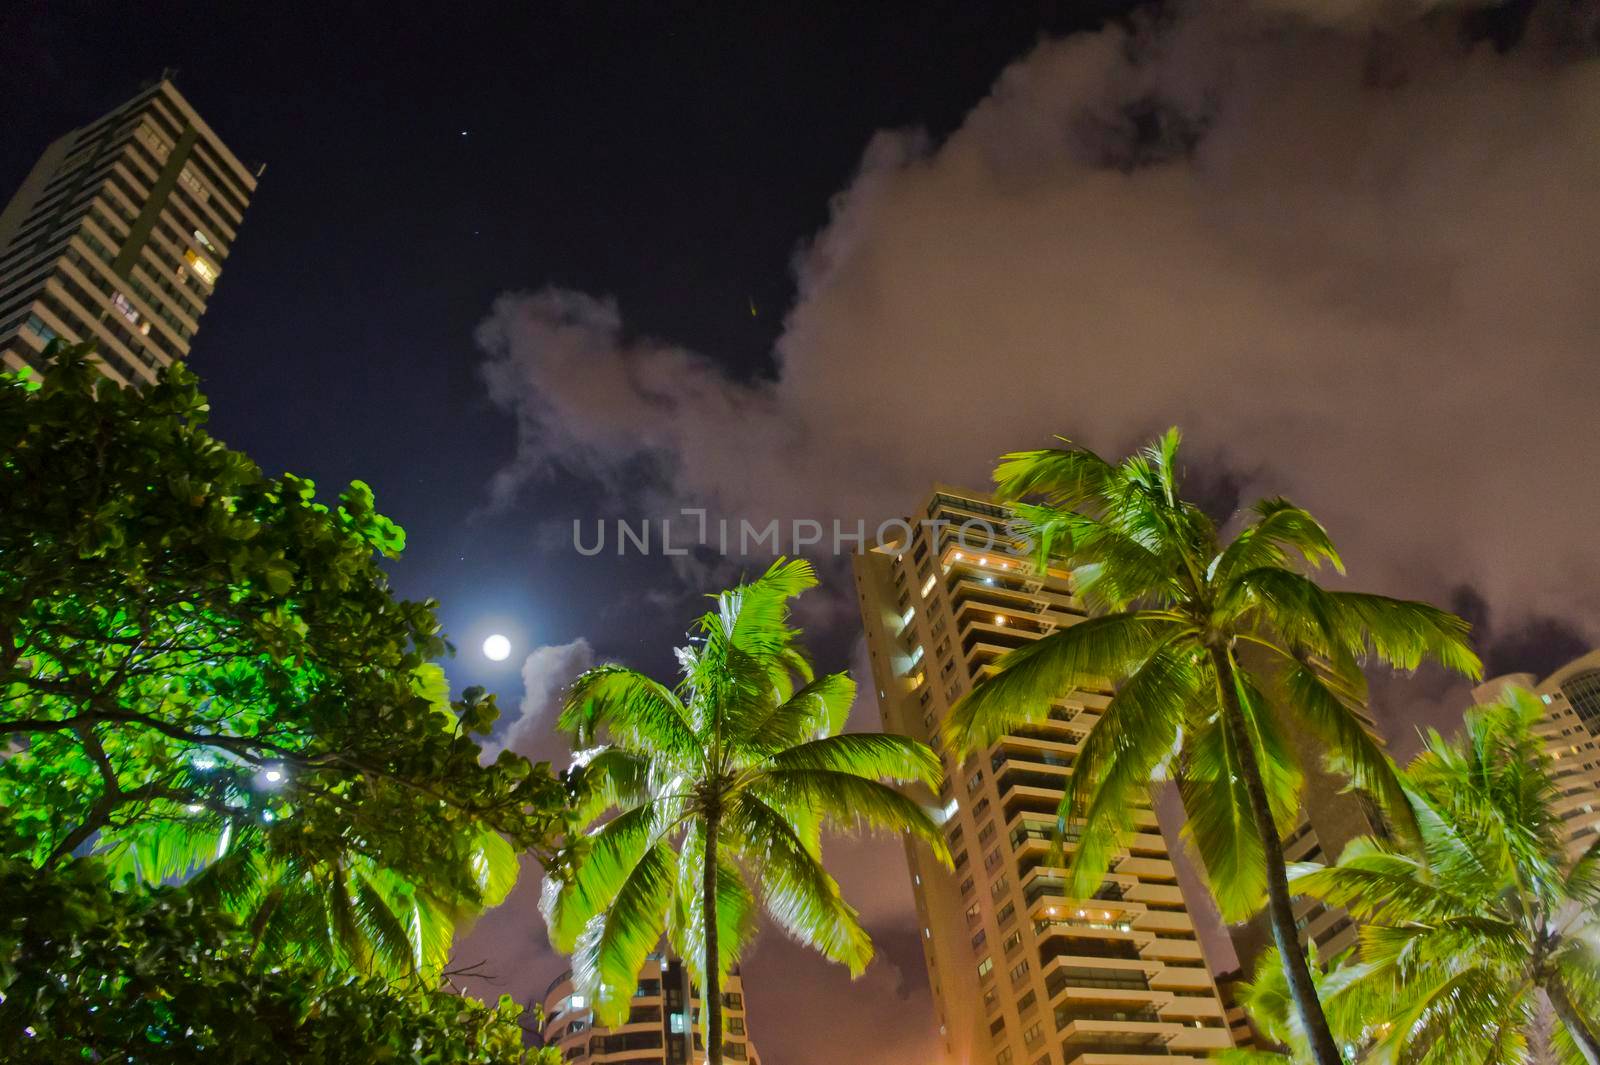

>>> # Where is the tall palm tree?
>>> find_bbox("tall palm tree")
[1291,691,1600,1065]
[945,429,1479,1065]
[542,559,950,1065]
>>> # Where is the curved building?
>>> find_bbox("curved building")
[541,953,759,1065]
[1475,649,1600,858]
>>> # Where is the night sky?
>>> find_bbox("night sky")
[6,2,1599,1063]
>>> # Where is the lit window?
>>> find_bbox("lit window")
[111,292,141,326]
[184,249,218,285]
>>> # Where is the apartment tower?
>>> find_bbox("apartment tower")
[1474,649,1600,859]
[0,76,256,385]
[541,954,760,1065]
[854,488,1233,1065]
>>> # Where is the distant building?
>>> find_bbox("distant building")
[1475,649,1600,859]
[0,76,256,385]
[854,486,1234,1065]
[541,953,759,1065]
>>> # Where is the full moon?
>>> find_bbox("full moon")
[482,634,511,662]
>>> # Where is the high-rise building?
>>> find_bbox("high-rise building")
[0,76,256,386]
[1213,970,1255,1049]
[1474,649,1600,859]
[541,953,760,1065]
[854,487,1233,1065]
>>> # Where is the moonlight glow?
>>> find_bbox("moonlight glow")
[482,634,511,661]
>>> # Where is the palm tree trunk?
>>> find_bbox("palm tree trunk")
[703,815,723,1065]
[1548,977,1600,1065]
[1210,645,1343,1065]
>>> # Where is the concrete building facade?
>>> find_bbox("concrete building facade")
[0,77,255,385]
[541,954,759,1065]
[854,487,1233,1065]
[1474,649,1600,860]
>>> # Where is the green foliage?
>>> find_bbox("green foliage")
[543,558,949,1058]
[0,343,568,984]
[1289,691,1600,1065]
[948,429,1479,1065]
[1219,944,1399,1065]
[0,851,549,1064]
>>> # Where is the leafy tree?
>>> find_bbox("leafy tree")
[946,429,1479,1065]
[1291,691,1600,1065]
[542,558,950,1065]
[0,343,568,980]
[0,849,560,1064]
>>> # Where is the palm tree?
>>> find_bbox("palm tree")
[1291,691,1600,1065]
[945,429,1479,1065]
[542,559,950,1065]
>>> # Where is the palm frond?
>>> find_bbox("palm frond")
[569,746,653,825]
[559,664,701,755]
[993,442,1117,513]
[1288,837,1479,926]
[352,868,421,974]
[1279,654,1414,840]
[758,732,941,789]
[1179,713,1268,921]
[1564,833,1600,909]
[945,611,1182,753]
[1061,640,1196,899]
[1211,498,1344,585]
[541,803,659,952]
[725,793,872,974]
[572,840,677,1026]
[748,769,950,863]
[743,671,855,751]
[1324,592,1481,678]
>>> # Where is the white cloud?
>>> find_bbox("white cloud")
[477,3,1600,650]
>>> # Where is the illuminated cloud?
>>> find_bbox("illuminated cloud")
[479,3,1600,651]
[485,636,596,767]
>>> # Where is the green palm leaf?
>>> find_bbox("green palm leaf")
[759,732,941,788]
[559,664,700,754]
[725,794,873,974]
[1285,693,1600,1064]
[1061,640,1195,898]
[571,840,677,1025]
[541,803,660,952]
[947,611,1182,751]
